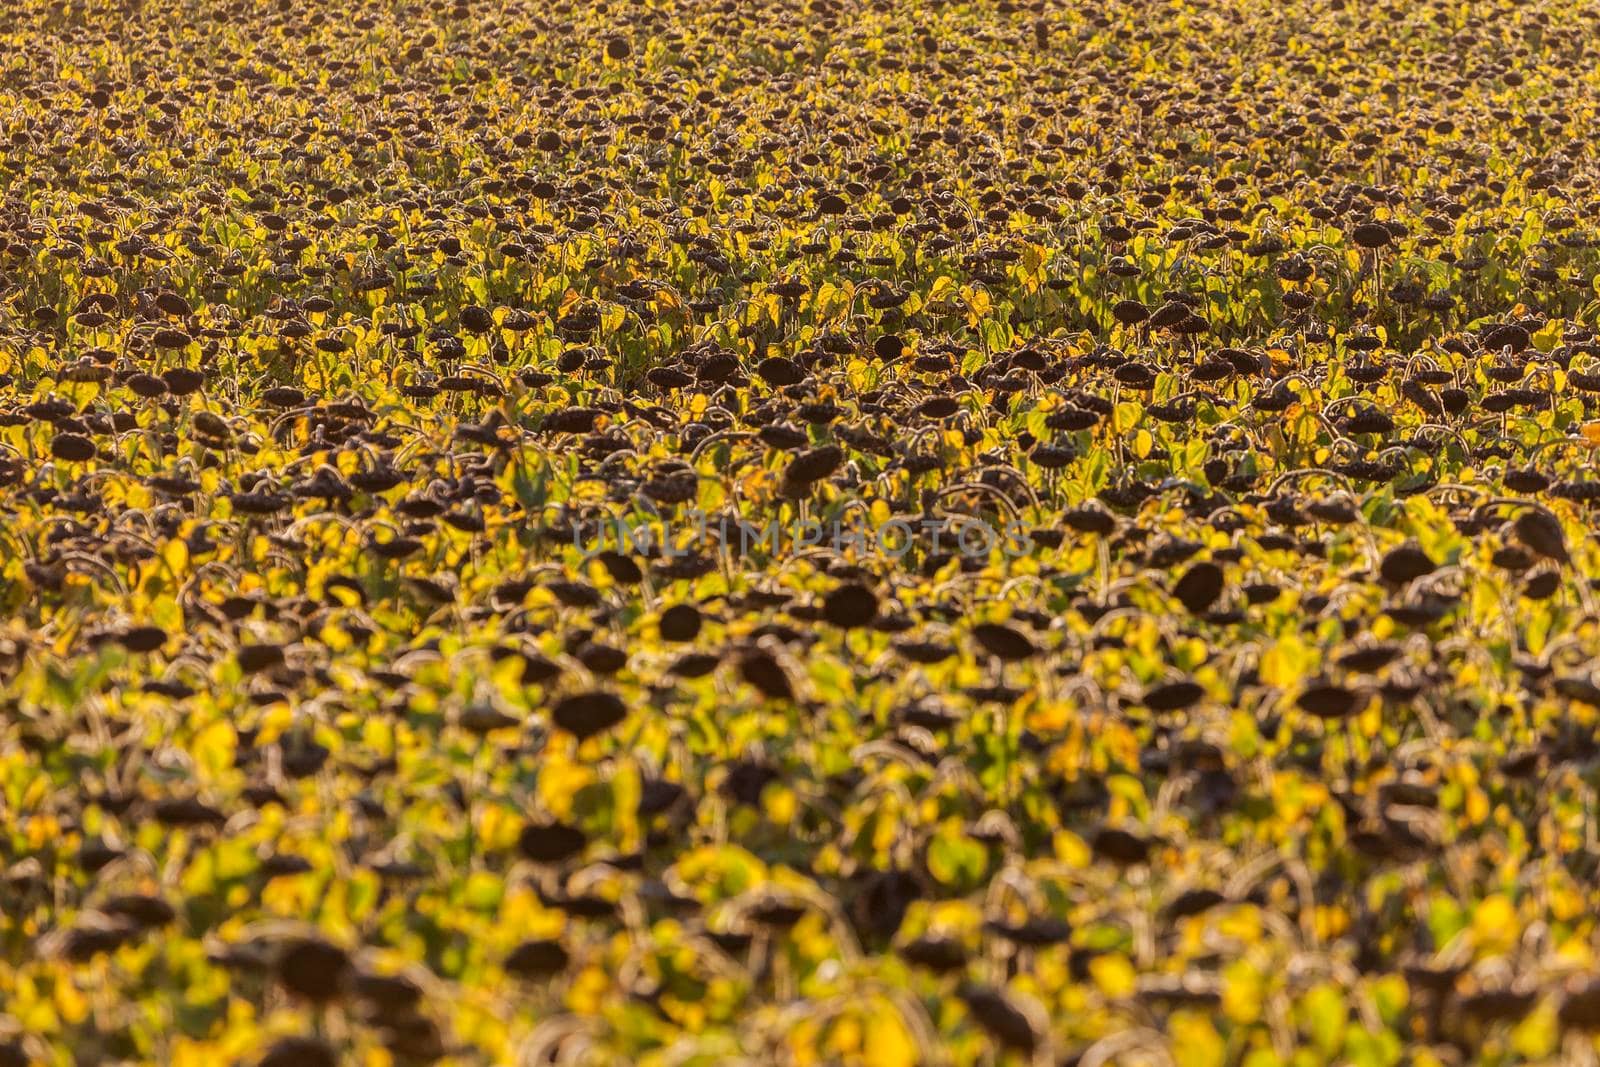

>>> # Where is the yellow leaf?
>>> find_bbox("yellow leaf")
[162,537,190,577]
[763,783,797,826]
[256,704,293,746]
[1471,894,1517,954]
[538,750,596,819]
[1511,1001,1558,1059]
[54,978,88,1025]
[1260,633,1310,689]
[565,965,611,1014]
[478,803,521,852]
[192,719,237,777]
[828,1015,862,1056]
[863,1002,918,1067]
[1465,787,1489,825]
[1090,953,1138,999]
[1222,959,1264,1024]
[1170,1011,1226,1067]
[963,285,992,324]
[1053,830,1090,868]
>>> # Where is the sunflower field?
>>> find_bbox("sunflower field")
[4,0,1600,1063]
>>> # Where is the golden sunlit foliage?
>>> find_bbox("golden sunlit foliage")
[2,0,1600,1063]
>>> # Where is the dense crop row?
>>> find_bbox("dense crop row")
[5,0,1600,1063]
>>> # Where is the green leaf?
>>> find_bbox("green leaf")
[1298,982,1346,1057]
[926,827,988,890]
[1113,400,1142,435]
